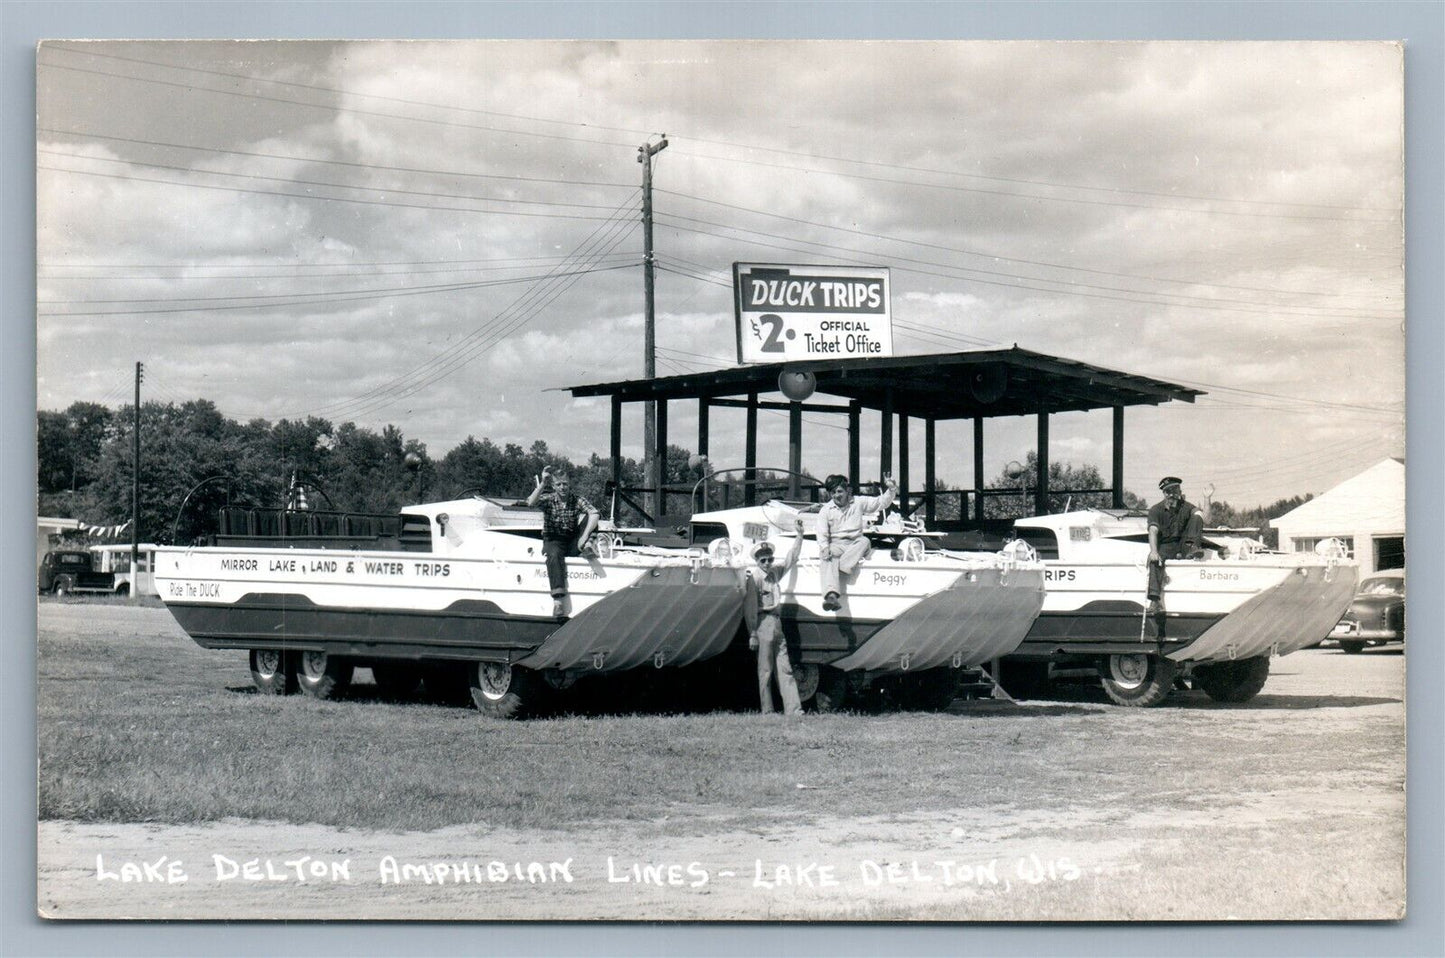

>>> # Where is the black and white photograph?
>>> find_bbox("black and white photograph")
[32,34,1413,925]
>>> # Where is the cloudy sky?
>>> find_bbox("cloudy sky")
[36,40,1404,507]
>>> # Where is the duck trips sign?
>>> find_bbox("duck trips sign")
[733,264,893,364]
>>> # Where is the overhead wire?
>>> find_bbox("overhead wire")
[38,127,635,192]
[39,253,639,281]
[39,58,640,151]
[38,264,636,317]
[295,196,643,422]
[38,163,632,226]
[656,186,1398,307]
[656,212,1400,321]
[40,44,1399,216]
[39,148,632,216]
[662,146,1398,224]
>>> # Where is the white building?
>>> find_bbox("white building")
[1272,458,1405,572]
[36,516,81,572]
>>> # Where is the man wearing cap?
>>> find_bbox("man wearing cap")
[743,519,807,715]
[1147,476,1206,612]
[816,474,898,611]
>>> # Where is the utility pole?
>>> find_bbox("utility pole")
[639,134,668,516]
[132,361,142,603]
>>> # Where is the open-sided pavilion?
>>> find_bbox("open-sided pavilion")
[568,346,1202,530]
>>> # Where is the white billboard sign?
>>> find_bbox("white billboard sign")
[733,263,893,364]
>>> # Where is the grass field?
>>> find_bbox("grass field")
[35,598,1407,920]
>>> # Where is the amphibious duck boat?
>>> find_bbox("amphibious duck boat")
[687,500,1047,710]
[155,496,745,718]
[998,509,1358,706]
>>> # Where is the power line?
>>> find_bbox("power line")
[40,59,639,151]
[657,218,1402,325]
[657,212,1400,321]
[41,44,657,138]
[38,163,637,226]
[39,127,634,192]
[41,252,630,271]
[664,145,1399,224]
[40,149,634,215]
[293,198,642,422]
[38,264,635,317]
[41,44,1397,216]
[657,187,1398,306]
[665,137,1397,214]
[39,253,638,280]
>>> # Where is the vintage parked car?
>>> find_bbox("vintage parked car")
[1330,568,1405,654]
[38,549,119,595]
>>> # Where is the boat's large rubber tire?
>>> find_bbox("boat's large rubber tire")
[370,662,425,699]
[1100,653,1178,707]
[1339,640,1366,655]
[1192,656,1271,704]
[296,650,354,700]
[423,662,476,707]
[810,666,850,713]
[249,648,297,695]
[897,668,961,712]
[470,662,547,719]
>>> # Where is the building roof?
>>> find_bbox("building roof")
[568,347,1203,419]
[1273,458,1405,534]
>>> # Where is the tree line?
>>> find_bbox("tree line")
[39,400,661,545]
[37,400,1308,547]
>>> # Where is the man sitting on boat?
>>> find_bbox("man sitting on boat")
[526,466,600,618]
[1147,475,1206,614]
[743,520,807,715]
[816,473,898,611]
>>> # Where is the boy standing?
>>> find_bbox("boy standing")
[744,519,806,715]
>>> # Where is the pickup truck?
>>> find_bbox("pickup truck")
[38,550,118,595]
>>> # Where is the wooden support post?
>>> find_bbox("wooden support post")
[1112,405,1125,509]
[898,413,910,517]
[880,387,894,488]
[1035,409,1050,517]
[848,401,861,489]
[655,399,668,518]
[925,418,936,525]
[973,416,984,521]
[788,402,802,498]
[698,398,710,461]
[745,392,758,506]
[610,395,622,519]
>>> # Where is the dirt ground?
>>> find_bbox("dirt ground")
[35,602,1407,922]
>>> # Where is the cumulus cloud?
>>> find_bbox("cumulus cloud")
[35,40,1403,504]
